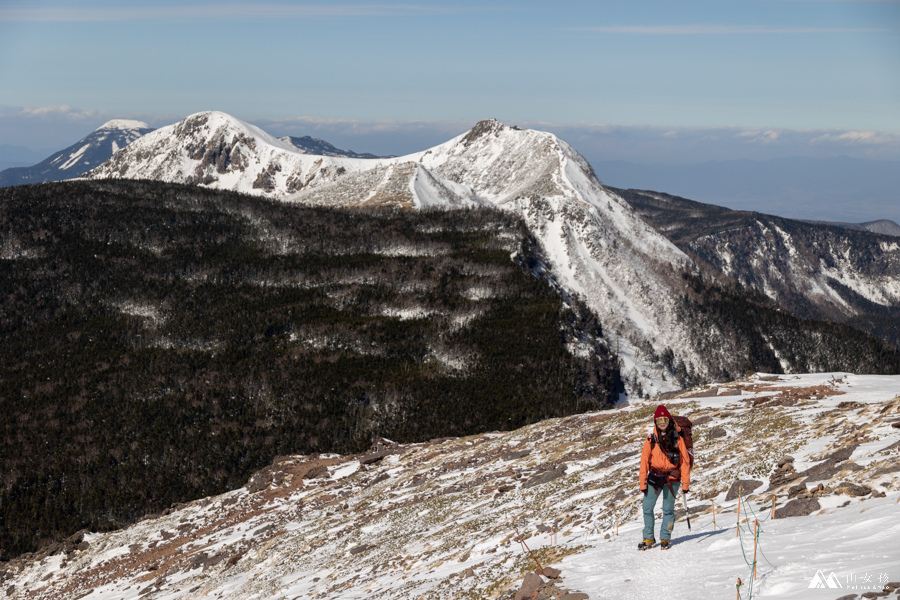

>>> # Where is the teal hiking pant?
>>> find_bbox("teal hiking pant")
[642,481,681,541]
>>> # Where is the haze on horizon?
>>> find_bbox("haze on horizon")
[1,0,898,222]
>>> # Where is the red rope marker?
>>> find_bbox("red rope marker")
[514,527,544,573]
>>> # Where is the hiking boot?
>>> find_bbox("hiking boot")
[660,539,671,550]
[637,538,656,550]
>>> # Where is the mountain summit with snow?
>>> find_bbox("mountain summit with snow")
[0,120,152,187]
[82,112,900,394]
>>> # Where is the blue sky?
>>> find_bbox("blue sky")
[1,1,899,162]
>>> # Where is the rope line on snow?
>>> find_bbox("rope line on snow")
[734,489,767,599]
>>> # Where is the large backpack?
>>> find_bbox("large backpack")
[649,415,694,470]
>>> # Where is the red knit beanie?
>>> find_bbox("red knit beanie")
[654,405,671,420]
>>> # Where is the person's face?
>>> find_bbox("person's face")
[655,416,669,431]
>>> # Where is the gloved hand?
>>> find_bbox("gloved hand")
[682,489,689,495]
[642,488,647,496]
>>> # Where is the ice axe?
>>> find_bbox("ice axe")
[682,490,692,531]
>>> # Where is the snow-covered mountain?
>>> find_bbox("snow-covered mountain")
[615,188,900,349]
[0,120,153,187]
[280,135,387,159]
[81,112,900,394]
[7,372,899,599]
[82,112,704,393]
[801,218,900,238]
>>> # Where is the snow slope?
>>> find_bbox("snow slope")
[7,373,899,600]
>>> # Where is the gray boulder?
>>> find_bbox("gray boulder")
[725,479,763,501]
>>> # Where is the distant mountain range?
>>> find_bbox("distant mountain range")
[80,111,900,394]
[280,135,389,159]
[798,218,900,237]
[0,120,154,187]
[592,156,900,226]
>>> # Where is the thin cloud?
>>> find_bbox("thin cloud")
[0,4,448,22]
[737,129,782,144]
[15,105,103,121]
[811,130,896,145]
[578,24,884,34]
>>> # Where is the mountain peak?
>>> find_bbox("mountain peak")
[97,119,151,132]
[461,118,521,147]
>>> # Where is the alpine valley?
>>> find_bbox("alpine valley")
[1,110,899,576]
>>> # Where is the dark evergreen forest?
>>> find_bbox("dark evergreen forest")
[0,180,621,559]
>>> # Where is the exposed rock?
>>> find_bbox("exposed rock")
[788,483,808,499]
[809,483,830,496]
[360,449,389,465]
[515,572,544,600]
[523,465,567,489]
[777,455,795,468]
[767,461,800,490]
[349,544,374,555]
[61,529,89,555]
[191,551,227,571]
[797,448,857,482]
[502,450,532,461]
[725,479,763,501]
[539,567,561,579]
[708,427,727,439]
[369,473,390,485]
[830,445,859,462]
[303,465,329,480]
[836,482,872,497]
[774,497,820,518]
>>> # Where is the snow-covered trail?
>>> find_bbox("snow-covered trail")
[561,488,900,599]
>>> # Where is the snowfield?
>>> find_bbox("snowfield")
[6,372,899,600]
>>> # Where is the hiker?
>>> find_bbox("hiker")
[638,405,690,550]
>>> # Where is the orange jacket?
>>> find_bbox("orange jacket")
[639,424,691,491]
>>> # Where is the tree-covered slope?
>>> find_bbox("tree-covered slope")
[0,179,620,558]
